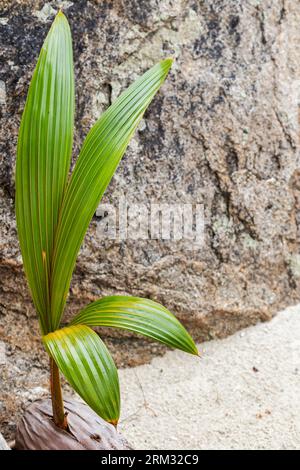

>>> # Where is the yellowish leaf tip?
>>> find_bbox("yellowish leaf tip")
[163,57,174,68]
[109,418,119,427]
[56,9,67,22]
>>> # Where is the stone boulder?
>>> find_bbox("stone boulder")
[0,0,300,441]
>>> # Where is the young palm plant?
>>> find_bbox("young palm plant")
[15,11,198,449]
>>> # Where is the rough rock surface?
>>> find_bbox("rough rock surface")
[0,0,300,441]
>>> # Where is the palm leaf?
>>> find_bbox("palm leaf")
[70,296,198,355]
[15,12,74,334]
[50,59,173,329]
[43,324,120,424]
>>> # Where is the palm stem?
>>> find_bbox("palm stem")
[50,357,68,429]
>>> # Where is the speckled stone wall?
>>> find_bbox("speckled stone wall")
[0,2,300,436]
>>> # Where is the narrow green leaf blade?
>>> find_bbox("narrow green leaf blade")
[15,12,74,333]
[43,324,120,424]
[70,296,198,356]
[50,60,172,329]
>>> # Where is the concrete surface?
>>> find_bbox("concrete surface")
[119,304,300,450]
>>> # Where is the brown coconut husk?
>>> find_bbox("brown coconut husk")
[15,398,132,450]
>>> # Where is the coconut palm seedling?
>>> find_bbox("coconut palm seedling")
[14,11,198,448]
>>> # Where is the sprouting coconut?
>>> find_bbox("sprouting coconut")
[14,11,198,450]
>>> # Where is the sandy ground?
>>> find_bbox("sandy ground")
[118,304,300,450]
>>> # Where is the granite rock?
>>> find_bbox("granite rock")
[0,0,300,441]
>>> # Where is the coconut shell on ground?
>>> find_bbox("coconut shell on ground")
[15,398,132,450]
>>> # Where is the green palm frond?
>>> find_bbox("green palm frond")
[15,12,74,333]
[43,324,120,424]
[50,59,172,330]
[71,296,198,355]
